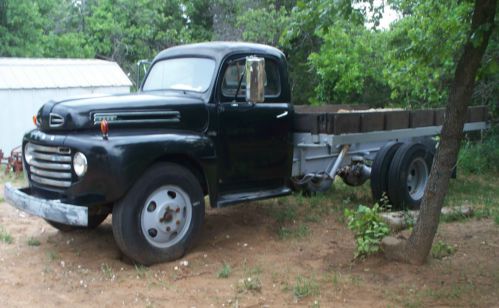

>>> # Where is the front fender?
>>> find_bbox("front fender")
[61,129,216,206]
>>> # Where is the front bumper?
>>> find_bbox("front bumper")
[4,183,88,226]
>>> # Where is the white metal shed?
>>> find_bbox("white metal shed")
[0,58,132,153]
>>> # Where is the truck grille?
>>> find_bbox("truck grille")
[27,143,73,188]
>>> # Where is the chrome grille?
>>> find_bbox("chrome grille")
[27,143,72,188]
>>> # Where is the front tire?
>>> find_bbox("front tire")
[112,163,205,265]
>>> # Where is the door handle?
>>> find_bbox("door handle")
[229,102,254,108]
[276,111,288,119]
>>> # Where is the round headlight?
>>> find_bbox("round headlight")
[24,143,34,164]
[73,152,88,177]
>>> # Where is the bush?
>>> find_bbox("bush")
[344,204,390,258]
[458,125,499,174]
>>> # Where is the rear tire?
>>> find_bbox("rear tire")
[387,142,434,210]
[45,213,108,232]
[370,142,403,203]
[112,163,205,265]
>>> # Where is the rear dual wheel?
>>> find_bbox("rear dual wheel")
[371,142,434,210]
[387,142,434,210]
[370,141,403,203]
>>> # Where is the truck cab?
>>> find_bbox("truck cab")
[5,42,294,265]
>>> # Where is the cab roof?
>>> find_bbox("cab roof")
[154,42,286,64]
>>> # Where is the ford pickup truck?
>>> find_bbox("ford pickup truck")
[4,42,488,265]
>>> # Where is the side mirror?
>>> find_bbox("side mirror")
[245,56,265,103]
[136,59,151,90]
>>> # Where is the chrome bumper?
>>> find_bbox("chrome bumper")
[4,183,88,226]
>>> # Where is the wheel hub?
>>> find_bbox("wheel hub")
[406,157,429,200]
[140,185,192,248]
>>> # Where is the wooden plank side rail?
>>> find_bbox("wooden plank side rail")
[293,105,489,135]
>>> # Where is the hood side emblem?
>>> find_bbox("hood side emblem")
[49,113,65,128]
[93,111,180,125]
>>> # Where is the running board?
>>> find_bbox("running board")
[216,187,292,208]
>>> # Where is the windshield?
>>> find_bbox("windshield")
[142,57,216,93]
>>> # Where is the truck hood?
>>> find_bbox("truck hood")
[37,93,208,132]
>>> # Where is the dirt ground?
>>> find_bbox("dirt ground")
[0,181,498,308]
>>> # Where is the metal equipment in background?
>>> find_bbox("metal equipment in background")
[2,146,23,175]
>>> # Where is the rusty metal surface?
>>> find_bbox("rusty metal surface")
[4,147,23,175]
[4,183,88,226]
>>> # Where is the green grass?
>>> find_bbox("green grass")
[389,280,477,308]
[458,125,499,174]
[217,262,231,279]
[101,263,114,279]
[134,264,149,279]
[278,223,310,240]
[237,261,263,292]
[46,250,60,261]
[27,237,41,246]
[445,173,499,222]
[266,199,298,224]
[451,126,499,224]
[260,179,374,242]
[431,240,456,259]
[238,275,262,292]
[293,275,320,299]
[0,225,13,244]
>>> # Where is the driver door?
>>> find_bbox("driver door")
[215,55,293,196]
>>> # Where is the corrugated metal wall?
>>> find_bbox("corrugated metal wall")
[0,87,130,153]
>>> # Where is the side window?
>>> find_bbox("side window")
[222,60,246,98]
[221,58,281,101]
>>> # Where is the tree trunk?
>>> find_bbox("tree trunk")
[382,0,497,265]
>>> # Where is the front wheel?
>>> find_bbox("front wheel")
[112,163,205,265]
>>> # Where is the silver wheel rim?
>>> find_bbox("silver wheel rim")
[406,157,428,200]
[140,185,192,248]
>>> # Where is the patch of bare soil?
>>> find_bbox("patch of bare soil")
[0,186,498,307]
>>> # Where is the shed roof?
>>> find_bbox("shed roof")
[0,58,133,90]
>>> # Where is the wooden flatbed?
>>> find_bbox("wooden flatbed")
[293,105,489,135]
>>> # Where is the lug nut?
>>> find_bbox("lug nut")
[147,202,156,212]
[148,228,157,238]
